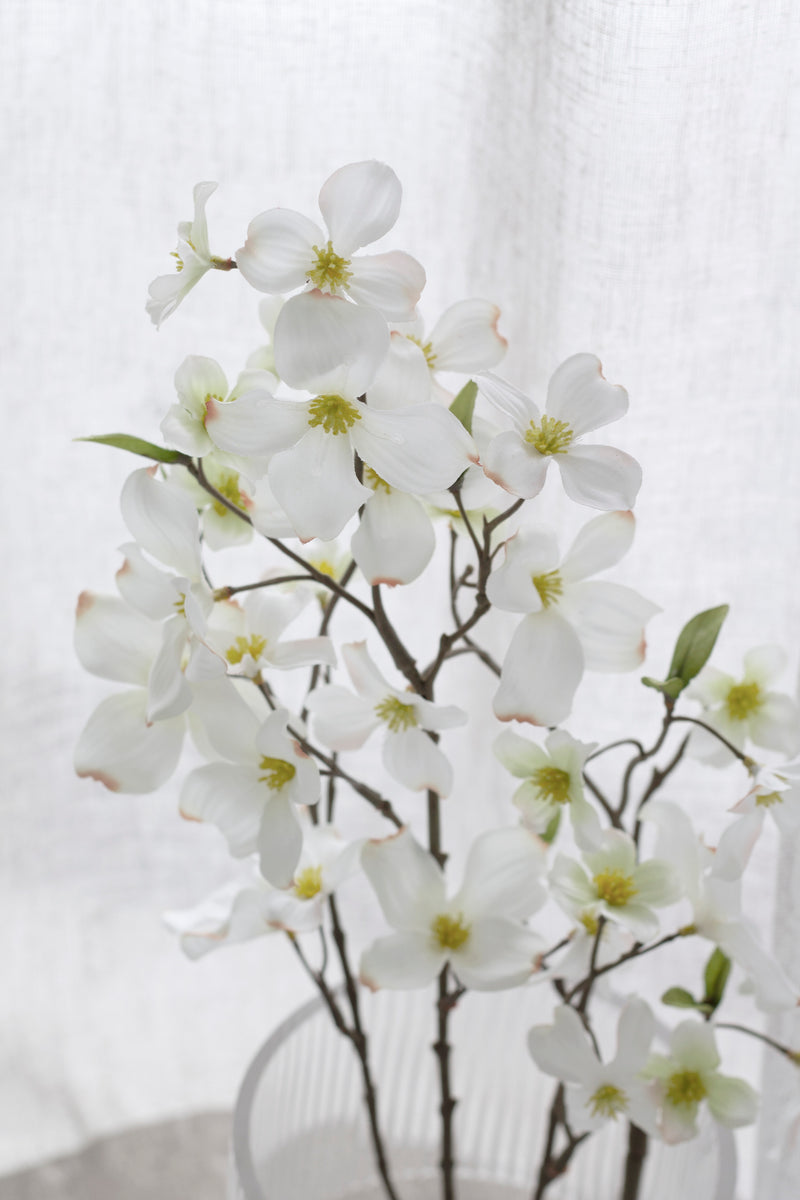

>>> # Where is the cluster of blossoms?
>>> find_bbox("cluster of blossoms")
[76,161,800,1198]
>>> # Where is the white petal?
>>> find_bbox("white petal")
[164,881,280,960]
[75,689,184,794]
[478,372,539,432]
[549,854,598,914]
[258,794,303,888]
[160,404,213,457]
[670,1021,720,1071]
[174,354,229,415]
[245,587,311,644]
[632,858,681,906]
[146,616,193,721]
[705,1074,759,1127]
[269,428,371,541]
[341,641,393,701]
[274,290,389,396]
[408,696,468,732]
[612,999,655,1076]
[454,827,547,920]
[306,684,381,750]
[486,528,560,613]
[268,636,337,670]
[429,300,507,373]
[493,611,584,727]
[180,763,263,856]
[711,812,765,880]
[546,354,629,437]
[249,476,296,538]
[361,828,446,930]
[74,592,158,684]
[482,431,550,499]
[743,644,787,686]
[318,160,401,256]
[716,920,799,1011]
[585,830,637,876]
[658,1099,699,1144]
[382,727,453,796]
[146,271,200,329]
[354,404,476,494]
[360,931,444,990]
[560,511,636,584]
[190,675,260,762]
[351,489,435,586]
[347,252,426,322]
[120,468,201,579]
[748,693,800,756]
[453,918,542,990]
[528,1006,598,1083]
[366,334,432,410]
[561,581,659,672]
[607,902,659,941]
[494,728,550,778]
[236,207,321,292]
[557,445,642,510]
[206,392,306,458]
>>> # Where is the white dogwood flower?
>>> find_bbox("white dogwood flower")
[146,182,229,327]
[160,354,276,461]
[205,586,336,680]
[494,728,601,849]
[480,355,641,510]
[487,510,659,726]
[236,160,425,321]
[550,830,680,941]
[688,645,800,763]
[730,762,800,837]
[306,642,466,797]
[360,826,547,991]
[528,1001,660,1136]
[644,1020,758,1144]
[266,817,364,934]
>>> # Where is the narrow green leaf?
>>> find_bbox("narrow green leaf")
[642,675,685,699]
[541,809,561,845]
[661,987,700,1009]
[449,380,478,435]
[75,433,184,464]
[703,947,732,1008]
[667,604,730,688]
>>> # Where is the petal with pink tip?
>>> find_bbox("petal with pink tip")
[180,763,264,856]
[274,290,389,396]
[74,592,159,684]
[236,207,322,293]
[318,160,402,256]
[429,300,507,373]
[556,445,642,510]
[268,428,371,541]
[174,355,229,416]
[482,431,550,498]
[361,828,446,930]
[453,827,547,921]
[116,543,181,621]
[560,581,659,672]
[546,354,629,436]
[146,615,193,721]
[560,511,635,584]
[382,727,453,796]
[360,931,445,991]
[164,881,279,960]
[351,488,435,586]
[493,611,584,727]
[75,689,184,794]
[206,392,306,458]
[347,251,426,322]
[120,468,201,579]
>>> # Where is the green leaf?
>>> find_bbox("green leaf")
[449,381,477,435]
[541,809,561,845]
[703,947,732,1009]
[642,675,685,699]
[75,433,185,464]
[667,604,730,689]
[661,987,700,1009]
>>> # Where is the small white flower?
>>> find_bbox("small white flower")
[480,355,641,510]
[494,728,601,849]
[266,817,364,934]
[205,586,336,679]
[644,1020,758,1143]
[146,182,229,327]
[731,761,800,837]
[360,826,547,991]
[160,354,276,461]
[688,645,800,763]
[528,1001,660,1136]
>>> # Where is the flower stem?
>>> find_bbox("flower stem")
[619,1124,648,1200]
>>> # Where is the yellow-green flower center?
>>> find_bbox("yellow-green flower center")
[588,1083,628,1119]
[308,240,353,292]
[307,394,362,435]
[174,591,186,616]
[532,569,563,609]
[665,1069,707,1107]
[294,866,323,899]
[374,695,418,732]
[432,912,471,951]
[408,335,437,370]
[258,755,296,790]
[364,466,392,493]
[171,250,185,272]
[211,469,248,516]
[593,868,638,907]
[756,790,783,808]
[524,414,574,455]
[725,682,762,721]
[579,911,600,936]
[532,765,572,804]
[225,634,267,665]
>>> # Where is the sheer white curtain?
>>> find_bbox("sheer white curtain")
[4,0,799,1194]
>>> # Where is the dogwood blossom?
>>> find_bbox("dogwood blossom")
[360,826,547,991]
[146,182,228,328]
[730,762,800,837]
[265,817,363,933]
[160,354,276,461]
[205,586,336,680]
[163,875,282,960]
[487,511,659,726]
[480,355,641,509]
[550,830,680,941]
[236,160,425,321]
[644,1020,758,1143]
[528,1001,659,1136]
[688,645,800,763]
[494,728,601,849]
[306,642,466,797]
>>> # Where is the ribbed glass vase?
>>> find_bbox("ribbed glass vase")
[228,986,736,1200]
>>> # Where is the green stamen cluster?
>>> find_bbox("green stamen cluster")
[374,695,418,732]
[524,414,574,455]
[593,868,638,907]
[308,240,353,292]
[307,394,362,435]
[725,682,762,721]
[258,755,297,791]
[588,1083,628,1119]
[294,866,323,899]
[665,1070,707,1107]
[408,335,437,370]
[225,634,267,665]
[171,250,185,272]
[532,570,564,609]
[211,470,248,516]
[532,765,571,804]
[755,790,783,808]
[364,467,392,493]
[579,911,599,936]
[432,912,471,951]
